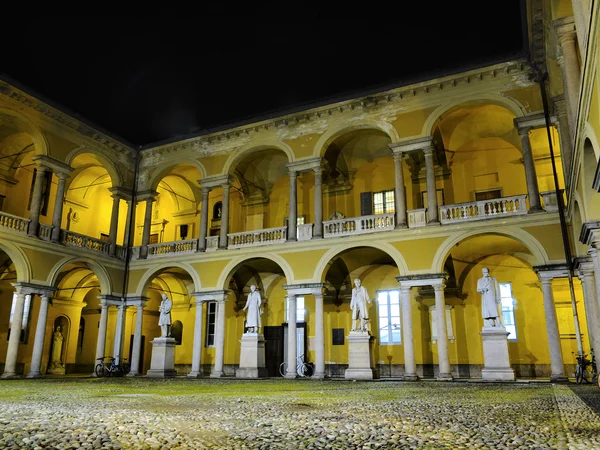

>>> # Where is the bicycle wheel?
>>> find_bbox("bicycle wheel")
[279,362,287,377]
[576,365,584,384]
[300,363,314,378]
[95,363,105,377]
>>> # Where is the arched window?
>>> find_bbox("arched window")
[171,320,183,345]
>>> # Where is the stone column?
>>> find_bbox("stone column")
[211,297,227,377]
[1,287,26,378]
[94,300,110,373]
[400,285,418,380]
[28,166,48,237]
[27,293,51,378]
[108,191,122,256]
[285,294,298,378]
[588,247,600,314]
[140,195,155,259]
[313,166,323,239]
[197,186,210,251]
[127,302,145,376]
[188,299,205,378]
[219,183,230,250]
[579,262,600,355]
[123,199,135,248]
[555,17,582,132]
[433,283,452,380]
[393,153,407,228]
[113,303,126,365]
[539,274,568,381]
[287,170,298,241]
[571,1,587,58]
[552,96,573,186]
[518,127,544,212]
[314,290,325,378]
[50,173,68,242]
[423,147,438,224]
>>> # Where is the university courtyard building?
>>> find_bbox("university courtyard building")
[0,1,599,383]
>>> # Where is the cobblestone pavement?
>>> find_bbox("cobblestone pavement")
[0,378,599,449]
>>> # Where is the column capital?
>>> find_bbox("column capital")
[283,283,326,297]
[32,155,73,176]
[514,113,550,133]
[286,157,323,173]
[199,175,231,189]
[551,95,568,117]
[553,16,577,46]
[395,273,446,288]
[125,296,149,307]
[579,221,600,246]
[137,190,158,202]
[534,264,569,282]
[573,256,594,275]
[191,290,228,302]
[109,186,133,201]
[389,136,434,154]
[200,184,212,194]
[10,282,55,296]
[98,295,124,307]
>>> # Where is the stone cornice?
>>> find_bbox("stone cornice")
[396,273,446,287]
[98,295,124,307]
[532,264,569,280]
[136,190,158,202]
[109,186,134,200]
[32,155,74,175]
[0,79,135,157]
[10,282,56,296]
[125,296,149,307]
[191,290,228,302]
[142,59,533,158]
[286,157,323,173]
[514,112,557,132]
[199,175,232,189]
[389,136,434,154]
[283,283,327,296]
[573,256,593,273]
[579,221,600,245]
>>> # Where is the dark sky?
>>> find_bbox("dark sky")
[0,9,527,147]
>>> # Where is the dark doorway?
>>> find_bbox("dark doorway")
[264,326,283,377]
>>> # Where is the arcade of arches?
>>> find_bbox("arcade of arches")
[1,0,600,381]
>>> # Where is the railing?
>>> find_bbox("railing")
[38,223,53,241]
[148,239,198,257]
[439,194,528,224]
[297,223,313,241]
[228,227,287,249]
[323,213,395,238]
[0,211,30,234]
[61,230,111,255]
[115,245,128,260]
[205,236,219,252]
[407,209,427,228]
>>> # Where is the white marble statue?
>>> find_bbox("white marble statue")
[243,284,262,333]
[476,267,503,327]
[51,325,63,365]
[158,293,173,337]
[350,278,371,332]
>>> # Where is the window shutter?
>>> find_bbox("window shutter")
[360,192,373,216]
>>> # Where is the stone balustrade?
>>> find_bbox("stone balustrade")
[228,227,287,249]
[439,194,528,224]
[38,223,53,241]
[540,190,563,212]
[147,239,198,257]
[205,236,219,252]
[61,230,111,255]
[297,223,314,241]
[115,245,128,260]
[0,211,30,234]
[407,209,427,228]
[323,213,395,238]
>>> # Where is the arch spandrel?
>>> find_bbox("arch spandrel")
[0,107,49,156]
[217,254,293,289]
[134,262,201,297]
[312,120,400,158]
[0,241,32,283]
[66,148,123,188]
[144,160,208,192]
[222,139,295,176]
[47,256,114,296]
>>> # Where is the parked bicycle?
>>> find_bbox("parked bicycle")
[573,350,597,385]
[95,356,130,377]
[279,354,314,378]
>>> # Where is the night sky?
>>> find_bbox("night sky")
[0,8,527,147]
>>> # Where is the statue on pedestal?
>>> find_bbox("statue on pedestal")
[158,293,173,337]
[243,285,262,333]
[476,268,503,327]
[350,278,371,332]
[51,326,63,365]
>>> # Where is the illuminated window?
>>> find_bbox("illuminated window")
[500,283,517,341]
[286,296,305,323]
[373,190,395,215]
[377,290,401,344]
[205,302,216,347]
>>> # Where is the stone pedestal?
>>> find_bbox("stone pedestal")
[480,326,515,381]
[47,361,65,375]
[146,337,177,378]
[345,331,379,380]
[236,333,268,378]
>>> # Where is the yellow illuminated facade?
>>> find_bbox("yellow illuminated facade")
[1,0,599,380]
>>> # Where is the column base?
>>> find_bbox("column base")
[436,373,453,381]
[286,237,297,242]
[345,369,379,380]
[311,235,323,240]
[528,206,545,213]
[26,371,43,379]
[402,374,419,381]
[210,371,225,378]
[284,372,297,379]
[187,371,203,378]
[126,371,142,377]
[481,368,515,381]
[0,372,21,379]
[550,374,569,383]
[312,371,326,379]
[395,223,408,229]
[426,220,441,226]
[146,369,177,378]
